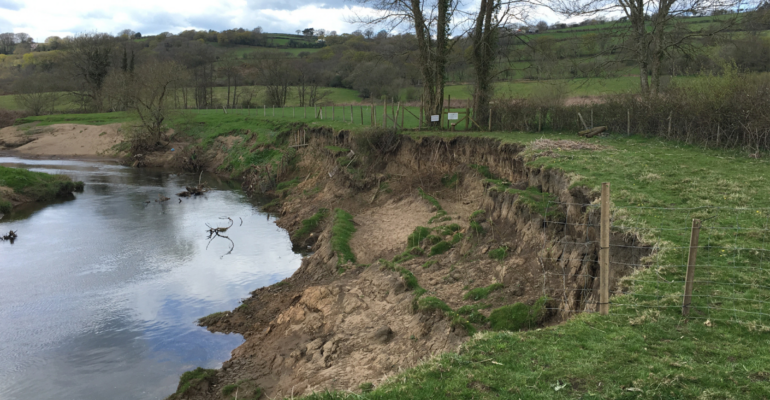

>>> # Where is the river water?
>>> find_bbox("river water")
[0,157,302,400]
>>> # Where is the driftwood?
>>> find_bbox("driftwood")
[206,217,235,258]
[578,126,607,138]
[1,230,17,242]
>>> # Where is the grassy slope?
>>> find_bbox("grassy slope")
[295,131,770,399]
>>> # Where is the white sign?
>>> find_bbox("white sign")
[431,115,440,122]
[448,113,459,120]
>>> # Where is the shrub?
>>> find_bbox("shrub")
[417,296,452,313]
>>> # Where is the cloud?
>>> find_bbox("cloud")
[0,0,22,10]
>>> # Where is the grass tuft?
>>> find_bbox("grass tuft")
[488,246,508,261]
[464,283,505,301]
[429,241,452,256]
[407,226,432,247]
[173,367,217,398]
[488,296,548,331]
[292,208,328,241]
[331,209,357,267]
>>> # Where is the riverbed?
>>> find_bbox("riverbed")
[0,157,302,400]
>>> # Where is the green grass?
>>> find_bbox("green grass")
[429,241,452,256]
[0,166,83,211]
[292,208,328,241]
[464,283,505,301]
[487,246,508,261]
[407,226,432,248]
[331,209,357,267]
[172,367,217,398]
[488,296,548,331]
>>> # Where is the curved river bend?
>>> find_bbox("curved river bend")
[0,157,301,400]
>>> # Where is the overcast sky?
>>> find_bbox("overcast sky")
[0,0,563,41]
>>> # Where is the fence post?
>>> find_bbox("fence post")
[668,111,673,137]
[360,106,363,125]
[600,182,611,315]
[383,98,387,128]
[627,110,630,135]
[263,105,266,117]
[682,219,702,317]
[488,107,492,131]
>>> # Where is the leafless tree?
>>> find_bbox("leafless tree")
[127,60,188,151]
[294,59,330,106]
[63,33,117,111]
[13,74,63,115]
[252,51,292,106]
[352,0,459,125]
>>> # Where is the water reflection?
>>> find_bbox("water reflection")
[0,157,301,400]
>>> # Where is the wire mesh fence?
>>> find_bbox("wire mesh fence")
[539,198,770,328]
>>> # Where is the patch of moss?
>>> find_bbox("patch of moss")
[437,223,461,236]
[464,283,504,301]
[325,145,349,153]
[429,241,452,256]
[407,226,432,248]
[425,234,443,245]
[331,209,356,267]
[488,246,508,261]
[422,260,437,269]
[466,310,488,324]
[470,209,486,221]
[197,311,227,326]
[292,208,328,241]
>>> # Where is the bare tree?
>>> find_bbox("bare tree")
[294,59,330,106]
[252,51,293,106]
[0,33,16,54]
[63,33,117,111]
[13,74,62,116]
[127,60,187,151]
[219,53,242,108]
[540,0,752,95]
[353,0,458,126]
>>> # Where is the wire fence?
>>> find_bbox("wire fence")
[539,199,770,328]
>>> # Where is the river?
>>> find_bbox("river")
[0,157,302,400]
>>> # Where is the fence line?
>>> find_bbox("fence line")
[539,182,770,327]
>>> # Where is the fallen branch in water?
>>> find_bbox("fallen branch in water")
[206,217,235,258]
[1,230,17,242]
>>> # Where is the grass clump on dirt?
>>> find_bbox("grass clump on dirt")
[429,241,452,256]
[489,296,548,331]
[169,367,217,399]
[276,176,301,191]
[417,296,452,313]
[506,186,562,218]
[359,382,374,393]
[488,246,508,261]
[292,208,328,241]
[196,311,228,326]
[407,226,432,247]
[331,209,357,268]
[464,283,505,301]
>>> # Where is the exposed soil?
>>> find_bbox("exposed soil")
[0,123,124,157]
[177,130,653,400]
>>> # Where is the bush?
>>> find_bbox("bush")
[292,208,328,241]
[417,296,452,313]
[488,246,508,261]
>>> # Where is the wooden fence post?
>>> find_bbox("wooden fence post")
[627,110,630,135]
[447,95,451,130]
[682,219,702,316]
[668,111,673,137]
[360,106,363,125]
[272,105,275,117]
[304,106,306,118]
[600,182,611,315]
[419,105,423,130]
[488,107,492,131]
[383,99,387,128]
[263,105,266,117]
[590,109,594,129]
[538,108,542,132]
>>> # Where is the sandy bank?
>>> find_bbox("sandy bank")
[0,123,124,158]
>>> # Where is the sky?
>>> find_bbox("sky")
[0,0,565,41]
